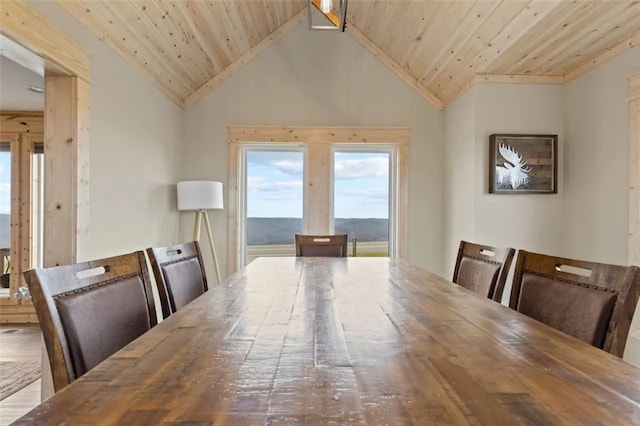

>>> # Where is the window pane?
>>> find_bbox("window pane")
[245,149,304,265]
[0,142,10,293]
[32,143,44,268]
[333,151,390,257]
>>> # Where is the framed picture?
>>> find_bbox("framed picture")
[489,134,557,194]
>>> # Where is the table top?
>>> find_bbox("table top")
[16,257,640,424]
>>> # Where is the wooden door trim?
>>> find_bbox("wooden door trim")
[629,72,639,266]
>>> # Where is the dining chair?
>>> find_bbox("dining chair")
[146,241,208,319]
[295,234,348,257]
[509,250,640,357]
[24,251,157,392]
[452,240,515,302]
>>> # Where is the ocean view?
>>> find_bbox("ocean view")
[0,215,388,248]
[246,217,388,245]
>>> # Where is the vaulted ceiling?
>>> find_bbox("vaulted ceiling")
[58,0,640,110]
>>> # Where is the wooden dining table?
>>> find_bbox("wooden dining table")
[14,257,640,424]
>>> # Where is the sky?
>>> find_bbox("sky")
[246,150,390,218]
[0,152,9,215]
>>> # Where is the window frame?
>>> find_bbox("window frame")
[0,126,43,311]
[228,126,409,273]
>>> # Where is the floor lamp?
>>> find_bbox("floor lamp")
[177,181,223,284]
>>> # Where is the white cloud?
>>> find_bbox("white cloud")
[248,176,302,192]
[247,152,303,176]
[334,157,388,179]
[337,188,388,200]
[247,152,387,179]
[272,160,302,176]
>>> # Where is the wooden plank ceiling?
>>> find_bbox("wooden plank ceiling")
[58,0,640,110]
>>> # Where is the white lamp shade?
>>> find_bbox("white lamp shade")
[177,181,223,211]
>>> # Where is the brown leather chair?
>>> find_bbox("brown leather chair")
[24,251,157,392]
[147,241,208,319]
[295,234,348,257]
[510,250,640,357]
[452,240,515,302]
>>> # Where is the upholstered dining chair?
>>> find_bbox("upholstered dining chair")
[510,250,640,357]
[146,241,208,319]
[295,234,348,257]
[24,251,157,392]
[452,240,515,302]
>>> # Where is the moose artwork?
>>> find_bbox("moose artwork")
[489,134,557,194]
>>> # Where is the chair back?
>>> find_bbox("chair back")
[452,240,515,301]
[295,234,348,257]
[510,250,640,357]
[24,251,157,391]
[147,241,208,319]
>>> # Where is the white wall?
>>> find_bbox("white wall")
[564,46,640,364]
[27,1,184,260]
[441,51,640,364]
[474,84,566,253]
[476,84,566,304]
[443,86,477,278]
[443,84,565,285]
[564,45,640,265]
[185,20,445,278]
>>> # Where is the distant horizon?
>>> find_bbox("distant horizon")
[246,217,388,245]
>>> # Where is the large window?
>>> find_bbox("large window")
[229,126,408,272]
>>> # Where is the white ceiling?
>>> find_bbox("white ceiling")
[0,55,44,111]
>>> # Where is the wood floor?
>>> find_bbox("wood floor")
[0,324,42,425]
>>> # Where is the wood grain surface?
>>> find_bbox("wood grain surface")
[14,257,640,424]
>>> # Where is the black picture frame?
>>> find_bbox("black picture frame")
[489,134,557,194]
